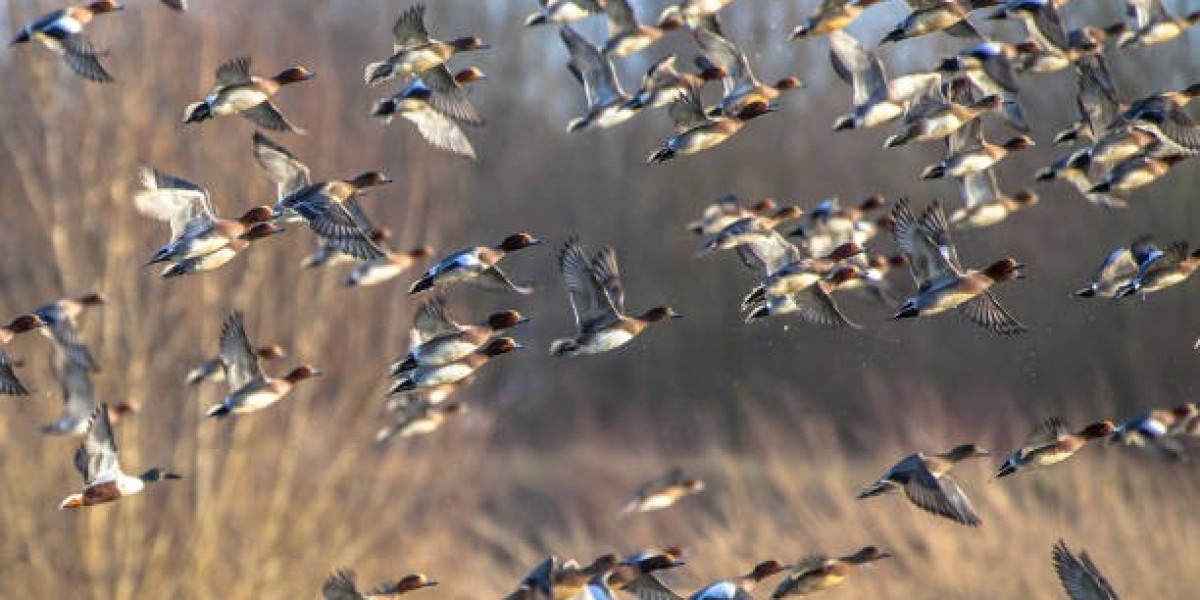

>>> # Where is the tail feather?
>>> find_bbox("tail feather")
[205,403,231,419]
[182,101,212,124]
[856,480,892,499]
[364,61,395,86]
[647,147,676,164]
[549,338,579,357]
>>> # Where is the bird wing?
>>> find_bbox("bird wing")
[252,131,311,197]
[1052,541,1120,600]
[75,404,120,485]
[959,291,1027,335]
[391,4,431,51]
[604,0,640,37]
[623,573,687,600]
[1026,417,1068,447]
[240,101,305,133]
[902,466,981,525]
[284,185,389,261]
[421,65,485,126]
[54,346,97,425]
[560,239,620,332]
[668,84,711,131]
[0,350,28,396]
[1094,247,1138,286]
[561,25,624,109]
[738,230,803,275]
[219,312,264,392]
[401,108,477,159]
[789,284,858,328]
[412,296,461,347]
[828,31,888,108]
[60,35,114,83]
[892,199,958,289]
[695,28,757,98]
[590,246,627,315]
[321,570,363,600]
[958,170,999,209]
[215,55,253,87]
[134,166,216,242]
[918,201,964,272]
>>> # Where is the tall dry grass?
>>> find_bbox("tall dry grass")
[0,0,1197,598]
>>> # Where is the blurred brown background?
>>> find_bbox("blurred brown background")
[0,0,1198,598]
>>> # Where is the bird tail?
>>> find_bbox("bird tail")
[549,338,579,357]
[364,61,395,86]
[647,147,676,164]
[182,101,212,124]
[370,98,398,123]
[205,403,231,419]
[408,275,435,295]
[390,356,418,376]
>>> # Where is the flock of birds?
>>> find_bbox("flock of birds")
[4,0,1200,598]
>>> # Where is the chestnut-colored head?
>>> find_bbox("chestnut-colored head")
[774,76,803,91]
[283,364,322,383]
[845,546,891,564]
[1171,403,1198,419]
[1079,421,1116,439]
[451,36,490,52]
[497,233,541,252]
[888,254,909,268]
[1002,136,1036,151]
[273,66,315,84]
[771,205,804,221]
[982,257,1024,282]
[454,67,487,85]
[858,194,886,212]
[747,560,787,581]
[826,242,864,261]
[393,574,438,593]
[5,314,46,333]
[237,205,275,225]
[1012,190,1038,205]
[657,13,685,30]
[88,1,124,13]
[639,307,681,322]
[736,101,778,122]
[348,171,393,189]
[370,228,393,244]
[239,221,285,241]
[480,337,523,356]
[255,345,287,360]
[944,443,989,461]
[826,266,861,286]
[751,198,778,213]
[486,310,528,331]
[402,245,435,260]
[76,292,107,306]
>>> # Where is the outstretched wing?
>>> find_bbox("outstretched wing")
[219,312,264,392]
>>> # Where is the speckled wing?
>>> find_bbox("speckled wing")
[789,284,858,328]
[958,170,999,209]
[52,346,96,427]
[918,201,963,272]
[74,404,119,485]
[218,312,264,392]
[1053,541,1120,600]
[694,28,755,100]
[736,230,801,275]
[0,350,28,396]
[959,291,1026,335]
[1026,417,1068,447]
